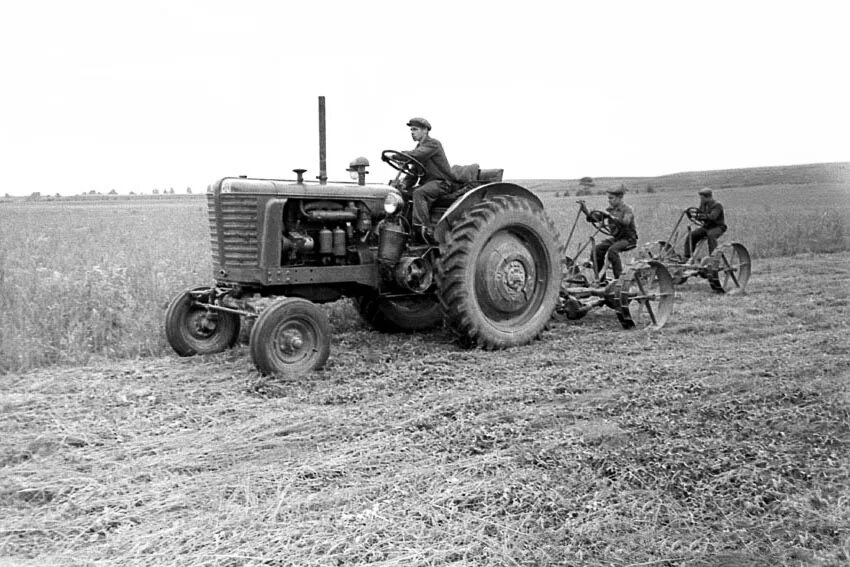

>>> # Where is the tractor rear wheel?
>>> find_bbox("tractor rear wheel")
[165,286,240,356]
[437,195,562,349]
[249,298,330,376]
[354,293,443,332]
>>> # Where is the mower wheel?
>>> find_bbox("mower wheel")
[618,261,675,330]
[707,242,752,294]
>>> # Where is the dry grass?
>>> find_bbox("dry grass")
[1,253,848,566]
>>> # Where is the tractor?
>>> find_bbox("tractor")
[164,97,563,376]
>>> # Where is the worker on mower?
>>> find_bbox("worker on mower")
[590,187,638,282]
[684,187,727,257]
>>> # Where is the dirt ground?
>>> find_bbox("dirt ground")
[2,252,849,566]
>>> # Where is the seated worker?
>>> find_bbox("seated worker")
[591,187,638,281]
[397,117,457,242]
[684,187,727,257]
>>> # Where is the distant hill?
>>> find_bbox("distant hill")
[514,161,850,195]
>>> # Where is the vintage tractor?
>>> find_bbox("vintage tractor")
[164,97,563,376]
[554,201,675,329]
[638,207,751,293]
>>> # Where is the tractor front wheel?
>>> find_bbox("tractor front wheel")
[437,195,562,348]
[165,286,241,356]
[249,298,331,376]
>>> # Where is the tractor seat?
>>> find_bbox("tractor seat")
[433,165,504,209]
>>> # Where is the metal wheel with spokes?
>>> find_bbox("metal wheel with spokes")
[707,242,752,294]
[249,297,330,376]
[618,261,675,329]
[641,240,680,263]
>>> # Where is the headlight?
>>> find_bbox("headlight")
[383,189,404,214]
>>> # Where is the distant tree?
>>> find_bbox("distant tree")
[186,186,192,194]
[27,191,41,201]
[645,184,656,193]
[152,188,160,195]
[4,193,10,198]
[561,189,570,197]
[89,189,97,195]
[55,193,61,198]
[129,191,136,195]
[108,189,118,195]
[579,176,595,189]
[168,187,175,194]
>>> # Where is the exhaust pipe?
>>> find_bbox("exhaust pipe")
[318,96,328,185]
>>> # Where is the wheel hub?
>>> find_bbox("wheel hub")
[277,328,306,356]
[188,310,218,338]
[479,235,537,315]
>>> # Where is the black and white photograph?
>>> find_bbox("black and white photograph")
[1,1,848,565]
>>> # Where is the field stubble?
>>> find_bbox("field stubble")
[1,253,848,566]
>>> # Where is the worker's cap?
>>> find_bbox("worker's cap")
[406,117,432,130]
[606,187,625,196]
[698,187,713,197]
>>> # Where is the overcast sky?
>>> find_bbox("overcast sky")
[0,0,847,196]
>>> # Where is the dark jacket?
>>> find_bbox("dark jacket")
[607,202,638,242]
[699,200,726,231]
[405,135,456,184]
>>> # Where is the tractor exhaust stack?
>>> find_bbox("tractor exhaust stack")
[318,96,328,185]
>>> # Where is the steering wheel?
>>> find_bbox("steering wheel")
[685,207,706,227]
[381,149,426,179]
[586,209,621,236]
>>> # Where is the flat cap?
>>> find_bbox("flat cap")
[606,187,625,196]
[406,117,431,130]
[698,187,713,197]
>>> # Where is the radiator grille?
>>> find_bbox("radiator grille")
[207,192,259,267]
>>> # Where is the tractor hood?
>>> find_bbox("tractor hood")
[209,176,395,201]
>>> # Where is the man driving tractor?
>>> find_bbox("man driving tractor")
[395,117,458,243]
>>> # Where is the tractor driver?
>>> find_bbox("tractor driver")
[396,117,457,242]
[591,187,638,282]
[684,187,727,257]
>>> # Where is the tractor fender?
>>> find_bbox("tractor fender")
[434,182,544,243]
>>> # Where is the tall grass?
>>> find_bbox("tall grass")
[540,182,850,259]
[0,200,209,373]
[2,182,849,374]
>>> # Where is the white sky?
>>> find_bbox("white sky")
[0,0,847,196]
